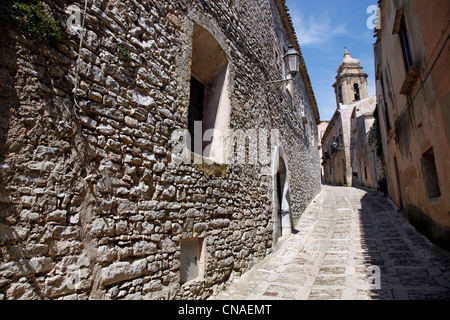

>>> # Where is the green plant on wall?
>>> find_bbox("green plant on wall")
[12,2,62,48]
[116,43,131,62]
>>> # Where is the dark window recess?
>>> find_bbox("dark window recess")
[422,149,441,199]
[399,19,413,72]
[394,156,403,210]
[380,74,392,132]
[188,76,204,152]
[354,83,360,101]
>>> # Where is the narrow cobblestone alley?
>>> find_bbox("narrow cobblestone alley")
[211,185,450,300]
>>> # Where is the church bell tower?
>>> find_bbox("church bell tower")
[333,48,369,107]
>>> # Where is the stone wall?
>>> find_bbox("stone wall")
[0,0,320,300]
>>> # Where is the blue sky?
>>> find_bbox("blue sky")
[286,0,378,121]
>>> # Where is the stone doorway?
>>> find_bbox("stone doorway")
[272,147,293,248]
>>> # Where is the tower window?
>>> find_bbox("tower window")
[422,148,441,199]
[354,83,360,101]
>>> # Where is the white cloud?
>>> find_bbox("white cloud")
[291,11,347,47]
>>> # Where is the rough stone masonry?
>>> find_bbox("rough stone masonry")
[0,0,321,299]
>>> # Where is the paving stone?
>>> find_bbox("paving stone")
[308,288,342,300]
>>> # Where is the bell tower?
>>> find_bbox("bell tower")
[333,48,369,107]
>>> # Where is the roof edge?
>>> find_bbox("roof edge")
[273,0,321,124]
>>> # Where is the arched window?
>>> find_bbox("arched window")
[354,83,361,101]
[189,24,230,161]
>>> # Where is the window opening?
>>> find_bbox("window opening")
[422,148,441,199]
[180,238,204,284]
[354,83,361,101]
[393,156,403,210]
[380,74,392,132]
[399,18,413,72]
[188,24,230,160]
[188,77,205,152]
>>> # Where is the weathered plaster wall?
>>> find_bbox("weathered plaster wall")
[374,0,450,249]
[350,96,378,189]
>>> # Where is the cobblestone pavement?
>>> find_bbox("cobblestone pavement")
[211,185,450,300]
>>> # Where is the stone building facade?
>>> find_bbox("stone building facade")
[0,0,321,299]
[322,106,348,186]
[317,121,329,183]
[374,0,450,249]
[322,50,378,188]
[350,98,382,189]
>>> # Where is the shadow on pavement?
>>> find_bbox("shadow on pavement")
[358,190,450,300]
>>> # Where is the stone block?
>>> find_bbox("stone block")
[143,279,162,293]
[97,123,115,136]
[29,257,54,274]
[161,238,178,254]
[20,210,41,223]
[101,259,147,286]
[88,90,103,102]
[44,275,76,298]
[26,161,55,173]
[97,246,117,263]
[106,75,119,93]
[80,114,98,129]
[194,223,209,232]
[117,202,137,215]
[133,241,157,257]
[210,219,230,228]
[6,282,39,300]
[161,185,176,201]
[125,116,139,128]
[33,146,59,161]
[47,210,67,224]
[153,163,166,173]
[0,261,33,278]
[130,89,156,108]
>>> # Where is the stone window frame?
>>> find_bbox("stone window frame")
[393,12,414,73]
[180,10,236,164]
[271,145,293,249]
[421,148,441,200]
[392,9,421,96]
[179,238,206,285]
